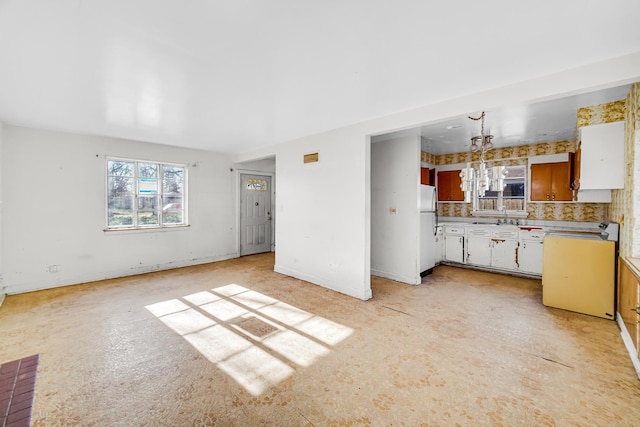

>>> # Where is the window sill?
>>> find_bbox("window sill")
[103,224,190,234]
[471,210,529,219]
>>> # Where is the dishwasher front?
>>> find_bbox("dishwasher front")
[542,234,616,319]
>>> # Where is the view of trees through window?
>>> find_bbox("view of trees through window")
[107,159,186,229]
[476,165,526,212]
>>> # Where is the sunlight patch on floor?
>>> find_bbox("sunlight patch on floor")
[146,284,353,396]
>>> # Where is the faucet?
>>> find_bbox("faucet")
[502,210,508,224]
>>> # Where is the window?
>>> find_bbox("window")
[107,159,187,229]
[245,178,268,191]
[474,165,526,213]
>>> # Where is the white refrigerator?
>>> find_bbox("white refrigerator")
[420,185,437,276]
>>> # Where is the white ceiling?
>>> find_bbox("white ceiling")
[373,84,631,154]
[0,1,639,155]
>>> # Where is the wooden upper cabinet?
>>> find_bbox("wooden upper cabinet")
[530,164,550,201]
[437,170,464,201]
[551,163,573,201]
[420,167,430,185]
[530,162,572,201]
[570,147,580,191]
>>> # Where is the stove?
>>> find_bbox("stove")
[599,221,619,242]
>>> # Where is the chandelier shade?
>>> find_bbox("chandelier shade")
[460,111,498,201]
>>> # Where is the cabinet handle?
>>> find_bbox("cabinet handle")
[546,194,550,200]
[552,193,556,201]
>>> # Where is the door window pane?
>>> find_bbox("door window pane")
[246,179,267,191]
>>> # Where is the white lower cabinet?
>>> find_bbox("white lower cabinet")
[519,230,545,275]
[442,224,544,276]
[444,226,465,263]
[445,235,464,263]
[490,230,519,270]
[490,239,519,270]
[466,228,491,266]
[434,226,444,264]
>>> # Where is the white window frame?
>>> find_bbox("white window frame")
[471,164,528,218]
[105,157,188,230]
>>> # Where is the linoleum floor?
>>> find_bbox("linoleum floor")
[1,253,639,426]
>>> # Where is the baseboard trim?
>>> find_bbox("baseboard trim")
[274,264,371,300]
[370,268,420,285]
[616,311,640,379]
[4,253,238,295]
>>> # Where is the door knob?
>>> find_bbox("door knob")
[633,306,640,315]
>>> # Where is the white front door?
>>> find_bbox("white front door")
[240,174,272,256]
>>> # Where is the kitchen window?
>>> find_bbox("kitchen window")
[473,165,527,216]
[106,158,187,229]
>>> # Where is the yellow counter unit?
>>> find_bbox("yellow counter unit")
[542,235,616,319]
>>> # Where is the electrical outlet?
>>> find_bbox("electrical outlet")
[47,265,60,273]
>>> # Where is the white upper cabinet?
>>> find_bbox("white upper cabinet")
[578,121,624,190]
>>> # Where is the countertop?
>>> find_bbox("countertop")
[437,217,603,234]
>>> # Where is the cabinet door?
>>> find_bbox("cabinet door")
[449,171,464,201]
[530,163,551,201]
[421,167,430,185]
[437,171,450,201]
[437,170,464,201]
[519,240,543,275]
[467,237,491,266]
[618,260,640,360]
[434,229,444,264]
[444,235,464,263]
[579,122,624,189]
[550,162,572,201]
[490,239,519,270]
[530,162,572,202]
[569,150,579,192]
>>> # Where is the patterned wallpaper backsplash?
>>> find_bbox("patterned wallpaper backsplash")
[437,199,609,222]
[425,140,610,223]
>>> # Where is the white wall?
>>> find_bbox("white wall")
[235,157,275,174]
[371,136,421,284]
[2,125,237,294]
[235,52,640,302]
[271,127,373,300]
[0,122,4,298]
